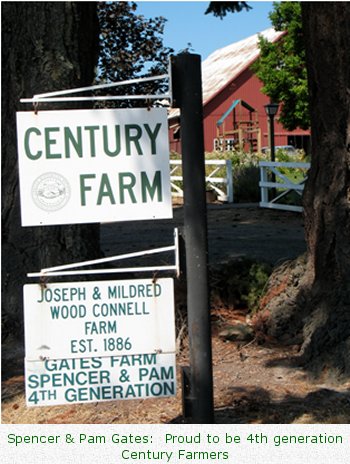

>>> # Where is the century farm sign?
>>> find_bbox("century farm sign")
[16,107,172,226]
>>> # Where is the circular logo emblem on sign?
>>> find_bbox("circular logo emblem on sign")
[32,173,70,211]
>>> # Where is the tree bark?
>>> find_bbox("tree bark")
[298,2,350,377]
[1,2,100,336]
[254,3,350,380]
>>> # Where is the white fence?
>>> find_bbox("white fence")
[259,161,310,212]
[170,159,234,203]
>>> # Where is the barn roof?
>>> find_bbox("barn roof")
[169,28,285,119]
[201,27,285,105]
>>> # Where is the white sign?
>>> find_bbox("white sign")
[23,278,176,361]
[25,353,176,406]
[16,108,172,226]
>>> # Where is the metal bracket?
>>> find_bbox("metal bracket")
[20,73,172,105]
[27,229,180,278]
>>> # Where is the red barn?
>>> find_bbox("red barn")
[169,28,310,154]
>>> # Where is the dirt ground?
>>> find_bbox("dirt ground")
[2,204,350,424]
[100,202,307,266]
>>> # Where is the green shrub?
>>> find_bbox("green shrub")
[245,263,272,312]
[233,164,261,203]
[171,149,309,204]
[210,259,272,313]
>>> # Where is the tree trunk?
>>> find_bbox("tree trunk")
[298,2,350,377]
[1,2,100,336]
[255,3,350,380]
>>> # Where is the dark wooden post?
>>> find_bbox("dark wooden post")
[171,54,214,423]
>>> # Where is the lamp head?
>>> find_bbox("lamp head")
[264,103,279,117]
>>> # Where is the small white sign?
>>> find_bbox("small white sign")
[25,353,176,406]
[23,278,175,361]
[16,108,172,226]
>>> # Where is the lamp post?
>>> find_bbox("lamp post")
[264,103,279,199]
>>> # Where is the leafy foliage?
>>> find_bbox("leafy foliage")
[210,259,272,313]
[171,150,269,203]
[96,2,174,105]
[251,2,309,130]
[205,2,252,18]
[206,2,309,130]
[246,262,272,312]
